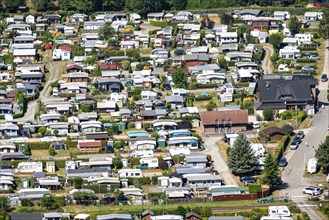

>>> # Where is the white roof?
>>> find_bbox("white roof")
[238,69,253,77]
[13,49,36,56]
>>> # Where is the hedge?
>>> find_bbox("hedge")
[197,83,218,88]
[127,177,151,186]
[125,49,140,57]
[13,111,24,119]
[299,47,317,51]
[296,59,317,63]
[150,20,171,28]
[82,184,108,193]
[274,135,291,161]
[128,158,140,166]
[194,96,212,101]
[0,115,4,119]
[248,184,262,193]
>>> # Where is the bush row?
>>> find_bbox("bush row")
[197,83,218,88]
[296,59,317,63]
[194,96,212,101]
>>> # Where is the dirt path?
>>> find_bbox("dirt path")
[262,44,274,74]
[202,136,238,186]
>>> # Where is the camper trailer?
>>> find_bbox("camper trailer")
[307,158,318,174]
[130,13,141,24]
[138,157,159,169]
[268,206,291,217]
[129,150,154,158]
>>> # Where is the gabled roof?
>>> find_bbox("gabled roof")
[199,110,248,125]
[11,213,42,220]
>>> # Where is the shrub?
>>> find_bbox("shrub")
[296,58,316,63]
[248,184,262,193]
[281,111,293,120]
[194,96,212,101]
[48,147,56,156]
[263,109,274,121]
[297,111,306,122]
[73,177,83,189]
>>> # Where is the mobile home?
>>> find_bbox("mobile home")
[118,169,143,178]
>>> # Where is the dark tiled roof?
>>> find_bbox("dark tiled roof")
[11,213,43,220]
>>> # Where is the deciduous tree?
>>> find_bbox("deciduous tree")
[228,134,257,175]
[98,22,116,41]
[269,33,283,51]
[40,195,59,209]
[288,16,302,36]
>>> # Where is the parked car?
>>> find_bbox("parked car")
[279,157,288,167]
[296,131,305,139]
[303,186,323,195]
[240,176,257,183]
[301,66,315,72]
[293,136,302,144]
[304,52,311,57]
[290,140,299,150]
[308,55,320,60]
[321,74,328,82]
[164,83,171,90]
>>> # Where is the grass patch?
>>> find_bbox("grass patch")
[217,141,229,163]
[31,150,49,157]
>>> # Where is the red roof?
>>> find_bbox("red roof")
[59,46,72,52]
[99,62,123,70]
[66,64,83,71]
[79,141,102,147]
[200,110,248,125]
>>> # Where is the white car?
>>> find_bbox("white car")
[303,186,323,195]
[40,136,58,142]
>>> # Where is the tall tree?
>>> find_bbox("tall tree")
[288,16,302,36]
[228,134,257,175]
[262,153,280,189]
[1,0,25,12]
[0,196,10,215]
[40,195,59,209]
[171,67,189,88]
[32,0,54,11]
[316,135,329,171]
[103,0,125,11]
[125,0,168,17]
[170,0,188,10]
[98,22,115,41]
[269,33,283,51]
[319,9,329,40]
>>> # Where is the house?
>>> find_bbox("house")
[129,136,157,150]
[184,154,208,168]
[43,213,71,220]
[153,120,179,132]
[295,33,312,43]
[0,143,16,153]
[217,32,238,43]
[238,69,255,82]
[0,124,19,137]
[96,78,123,93]
[118,169,143,178]
[224,52,253,62]
[186,212,202,220]
[35,176,61,190]
[279,46,301,59]
[67,167,108,179]
[140,109,167,121]
[59,82,89,94]
[25,15,35,24]
[183,173,223,189]
[165,96,184,109]
[167,136,200,150]
[13,49,37,63]
[18,188,51,199]
[240,9,261,19]
[40,113,61,123]
[243,17,281,30]
[97,100,117,113]
[79,157,112,170]
[84,21,105,31]
[199,110,248,134]
[261,127,289,141]
[70,13,87,23]
[96,214,132,220]
[274,11,291,20]
[46,122,69,135]
[37,14,61,24]
[11,213,43,220]
[16,161,43,173]
[158,176,183,187]
[304,12,323,21]
[53,46,72,60]
[254,74,318,113]
[62,72,88,83]
[196,71,226,84]
[147,12,165,21]
[80,121,103,134]
[78,140,102,153]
